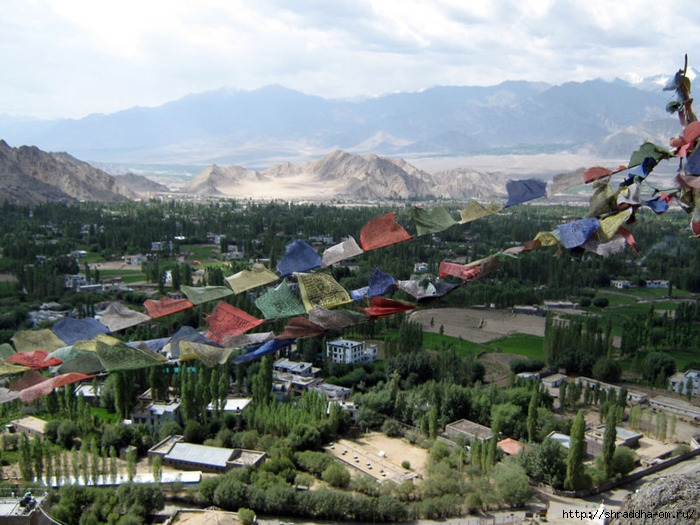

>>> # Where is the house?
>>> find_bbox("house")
[326,338,378,365]
[542,373,568,388]
[309,382,352,403]
[148,435,266,473]
[272,358,323,396]
[649,395,700,421]
[646,280,670,289]
[414,262,429,273]
[207,397,252,416]
[130,400,182,430]
[65,274,88,291]
[575,377,648,405]
[543,300,576,309]
[445,419,493,442]
[497,438,524,455]
[8,416,47,439]
[611,280,632,290]
[668,369,700,397]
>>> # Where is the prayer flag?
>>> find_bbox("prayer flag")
[296,272,352,311]
[179,341,235,367]
[204,302,265,344]
[143,296,194,319]
[51,317,109,346]
[233,338,294,365]
[254,279,307,319]
[359,212,412,251]
[398,277,459,301]
[277,239,322,277]
[12,329,66,353]
[410,205,457,236]
[19,373,93,404]
[362,297,414,317]
[557,218,601,249]
[96,338,166,372]
[505,179,547,207]
[225,263,279,294]
[181,285,233,305]
[368,267,397,297]
[321,236,364,267]
[628,142,672,167]
[97,302,151,332]
[274,317,326,340]
[6,350,62,370]
[459,200,503,224]
[308,306,366,330]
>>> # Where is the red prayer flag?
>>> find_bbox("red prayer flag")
[19,373,93,404]
[439,261,481,281]
[359,212,413,251]
[143,296,194,319]
[9,370,50,392]
[583,165,626,184]
[6,349,62,370]
[362,297,414,317]
[274,317,327,340]
[204,301,265,344]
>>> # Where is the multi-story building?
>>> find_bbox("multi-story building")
[326,338,378,365]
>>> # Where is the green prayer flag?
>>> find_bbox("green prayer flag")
[410,205,458,236]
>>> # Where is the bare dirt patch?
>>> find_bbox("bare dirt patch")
[326,431,428,483]
[409,307,546,343]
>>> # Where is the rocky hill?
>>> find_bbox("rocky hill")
[0,140,136,205]
[114,173,170,196]
[182,149,510,201]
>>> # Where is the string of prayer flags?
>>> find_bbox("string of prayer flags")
[181,285,233,305]
[225,263,279,294]
[233,338,294,365]
[410,205,458,236]
[359,212,412,251]
[296,272,352,311]
[321,236,364,267]
[274,317,327,340]
[11,329,66,353]
[51,317,110,346]
[97,302,151,332]
[254,278,307,319]
[557,217,601,249]
[19,372,93,404]
[204,302,265,344]
[144,296,194,319]
[277,239,322,277]
[367,267,397,297]
[308,306,366,331]
[459,200,504,224]
[362,297,415,317]
[505,178,547,207]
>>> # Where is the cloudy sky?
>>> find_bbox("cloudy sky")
[2,0,698,119]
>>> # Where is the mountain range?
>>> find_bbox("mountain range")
[0,74,688,169]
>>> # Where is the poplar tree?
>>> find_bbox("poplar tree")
[526,389,538,442]
[31,435,44,484]
[602,406,618,480]
[19,433,34,482]
[565,410,586,491]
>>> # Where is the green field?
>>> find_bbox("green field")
[418,331,544,360]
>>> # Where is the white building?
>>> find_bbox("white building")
[669,369,700,397]
[326,338,378,365]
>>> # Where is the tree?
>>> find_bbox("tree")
[127,448,137,482]
[252,355,273,406]
[322,462,350,488]
[526,389,538,443]
[18,433,34,482]
[152,455,163,484]
[31,435,44,484]
[602,406,619,480]
[493,461,532,507]
[565,410,586,491]
[518,437,567,488]
[238,508,256,525]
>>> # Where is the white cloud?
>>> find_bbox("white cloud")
[1,0,699,118]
